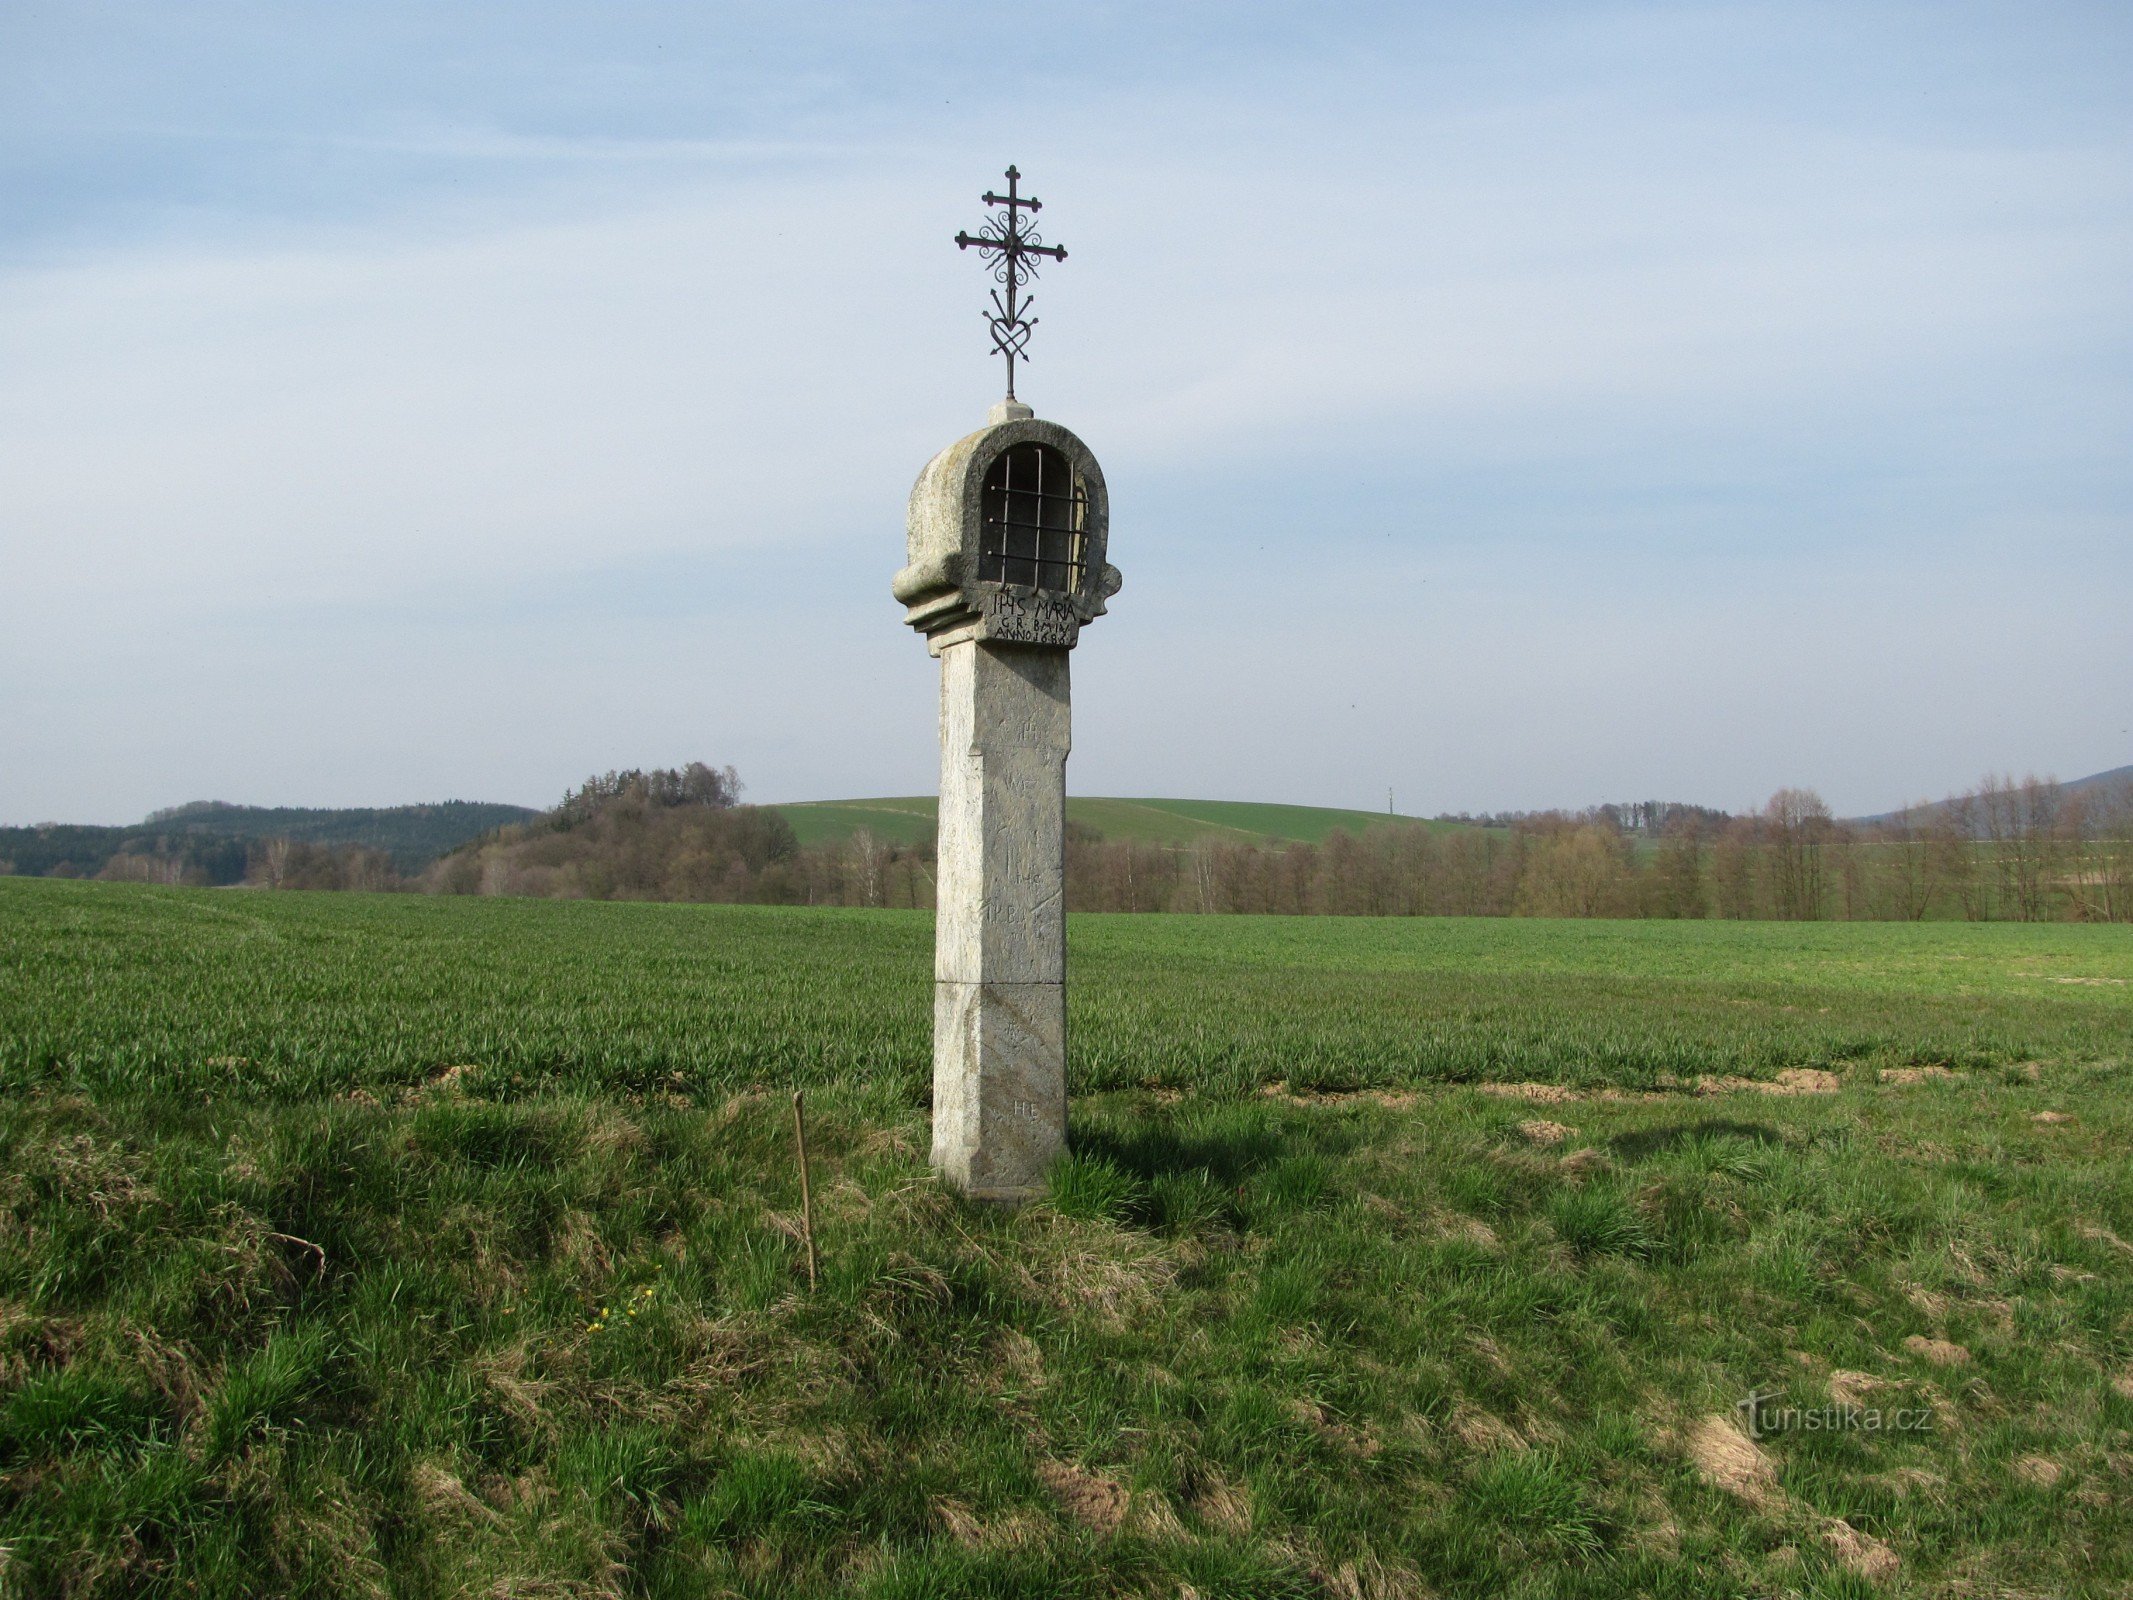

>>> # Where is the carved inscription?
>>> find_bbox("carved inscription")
[982,588,1079,647]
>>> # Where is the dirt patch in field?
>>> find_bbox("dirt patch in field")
[1479,1069,1839,1104]
[1696,1068,1840,1096]
[1903,1335,1971,1367]
[1036,1460,1130,1535]
[1685,1415,1780,1510]
[992,1329,1046,1392]
[1558,1147,1612,1181]
[935,1497,1047,1551]
[1476,1082,1659,1105]
[411,1461,503,1525]
[424,1062,480,1094]
[1427,1212,1500,1250]
[1257,1084,1419,1109]
[1190,1471,1253,1536]
[1828,1370,1890,1407]
[1880,1466,1947,1499]
[1323,1553,1432,1600]
[1684,1414,1904,1580]
[1516,1119,1572,1146]
[1033,1243,1177,1332]
[1452,1405,1526,1454]
[1235,1061,2059,1115]
[1824,1518,1901,1580]
[1480,1082,1578,1104]
[1289,1396,1382,1458]
[1132,1494,1190,1543]
[2012,1456,2063,1488]
[1904,1285,1950,1318]
[2033,1110,2075,1125]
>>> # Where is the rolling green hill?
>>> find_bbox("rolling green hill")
[770,795,1453,850]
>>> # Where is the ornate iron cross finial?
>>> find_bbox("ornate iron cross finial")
[954,165,1067,404]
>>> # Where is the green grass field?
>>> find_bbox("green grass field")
[769,796,1444,850]
[1,879,2130,1597]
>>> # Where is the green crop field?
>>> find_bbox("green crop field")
[2,878,2130,1597]
[770,796,1444,851]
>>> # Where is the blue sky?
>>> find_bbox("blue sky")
[3,2,2128,824]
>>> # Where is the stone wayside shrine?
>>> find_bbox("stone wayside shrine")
[892,167,1122,1202]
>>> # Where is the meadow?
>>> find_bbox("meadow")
[1,878,2130,1597]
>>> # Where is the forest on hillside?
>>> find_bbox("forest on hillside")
[0,799,536,880]
[38,763,2133,923]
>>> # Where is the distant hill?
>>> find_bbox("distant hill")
[770,796,1457,851]
[141,800,538,869]
[1850,764,2132,827]
[0,799,537,881]
[2068,764,2133,797]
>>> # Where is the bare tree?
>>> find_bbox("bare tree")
[2093,779,2133,922]
[1972,772,2070,921]
[257,836,293,889]
[1763,789,1833,920]
[1648,818,1707,918]
[1874,802,1944,921]
[847,828,888,908]
[1709,817,1756,918]
[1517,824,1632,917]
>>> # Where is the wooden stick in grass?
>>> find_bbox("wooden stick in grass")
[791,1090,818,1291]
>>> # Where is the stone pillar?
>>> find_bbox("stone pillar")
[894,410,1118,1204]
[931,641,1071,1200]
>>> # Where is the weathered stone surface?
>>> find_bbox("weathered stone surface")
[931,979,1067,1199]
[936,641,1069,984]
[930,640,1070,1199]
[893,415,1120,654]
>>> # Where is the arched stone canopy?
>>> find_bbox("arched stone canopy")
[893,415,1121,655]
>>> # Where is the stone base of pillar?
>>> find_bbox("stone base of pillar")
[930,979,1066,1201]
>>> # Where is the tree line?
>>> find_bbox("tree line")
[428,768,2133,923]
[1053,777,2133,922]
[1,800,534,882]
[38,766,2133,922]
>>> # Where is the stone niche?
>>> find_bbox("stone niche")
[893,415,1123,656]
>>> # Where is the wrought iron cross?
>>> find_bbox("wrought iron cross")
[955,165,1067,403]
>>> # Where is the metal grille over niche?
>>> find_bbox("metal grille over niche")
[978,442,1086,593]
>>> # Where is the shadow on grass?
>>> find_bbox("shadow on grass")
[1059,1105,1369,1230]
[1072,1119,1288,1187]
[1608,1119,1783,1162]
